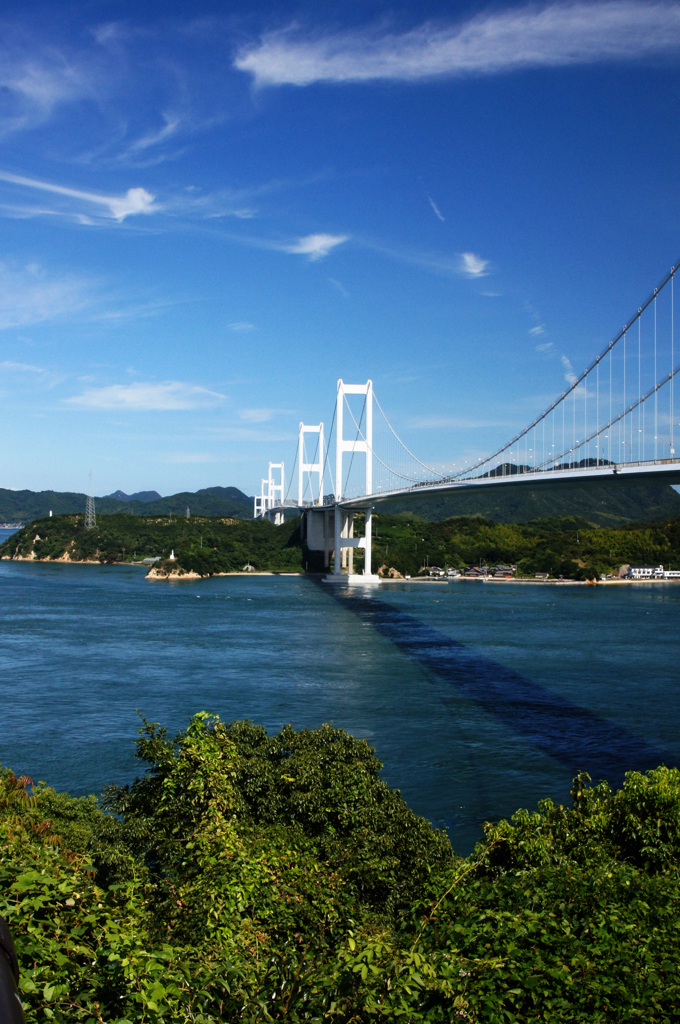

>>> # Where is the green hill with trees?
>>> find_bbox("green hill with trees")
[4,510,680,580]
[382,481,680,525]
[0,513,305,574]
[2,713,680,1022]
[369,511,680,580]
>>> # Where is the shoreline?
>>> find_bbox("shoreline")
[3,556,679,586]
[2,557,675,589]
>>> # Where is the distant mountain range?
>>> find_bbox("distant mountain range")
[0,486,254,524]
[2,481,680,527]
[106,489,162,503]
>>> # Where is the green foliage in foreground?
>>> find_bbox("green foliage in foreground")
[3,715,680,1022]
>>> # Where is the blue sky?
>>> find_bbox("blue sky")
[2,0,680,497]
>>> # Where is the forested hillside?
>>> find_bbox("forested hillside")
[369,512,680,579]
[4,510,680,580]
[382,482,680,525]
[0,512,304,573]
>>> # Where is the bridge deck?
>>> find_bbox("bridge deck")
[338,458,680,510]
[257,458,680,518]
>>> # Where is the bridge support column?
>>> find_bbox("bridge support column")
[331,506,377,581]
[301,508,335,567]
[334,506,351,575]
[363,508,373,577]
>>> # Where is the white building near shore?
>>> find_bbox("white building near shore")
[627,565,663,579]
[626,565,680,579]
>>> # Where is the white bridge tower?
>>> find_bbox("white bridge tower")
[333,379,378,580]
[298,422,324,506]
[253,462,285,524]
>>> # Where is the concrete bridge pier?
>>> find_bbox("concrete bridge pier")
[302,506,378,580]
[332,506,377,581]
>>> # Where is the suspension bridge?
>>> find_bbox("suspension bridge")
[254,261,680,580]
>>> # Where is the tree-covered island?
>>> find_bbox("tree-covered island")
[3,510,680,580]
[2,713,680,1022]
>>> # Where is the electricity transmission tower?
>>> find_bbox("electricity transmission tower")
[85,470,96,530]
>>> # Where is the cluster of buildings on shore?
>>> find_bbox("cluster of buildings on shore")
[424,564,516,578]
[624,564,680,579]
[421,563,680,580]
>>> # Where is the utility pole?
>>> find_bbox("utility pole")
[85,470,96,530]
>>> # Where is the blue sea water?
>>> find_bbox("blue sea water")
[0,545,678,855]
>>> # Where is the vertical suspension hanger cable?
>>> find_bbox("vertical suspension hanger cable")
[638,311,642,461]
[655,291,658,459]
[623,330,626,463]
[572,381,576,463]
[630,326,633,458]
[285,444,299,502]
[609,347,612,464]
[584,369,587,464]
[672,271,675,456]
[596,360,600,462]
[321,401,337,496]
[552,405,555,468]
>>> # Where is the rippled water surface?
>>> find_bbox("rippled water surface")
[1,552,678,854]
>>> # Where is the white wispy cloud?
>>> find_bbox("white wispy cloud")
[282,233,348,260]
[535,341,553,351]
[561,354,577,384]
[239,408,274,422]
[428,196,445,222]
[0,170,158,222]
[328,276,349,297]
[228,321,255,332]
[0,28,215,165]
[64,381,225,411]
[125,114,181,155]
[0,358,66,391]
[0,261,93,329]
[529,324,545,336]
[0,159,344,237]
[0,40,93,137]
[235,2,680,87]
[357,237,489,281]
[0,360,45,373]
[458,252,489,278]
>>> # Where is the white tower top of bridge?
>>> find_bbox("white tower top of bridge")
[298,422,324,506]
[335,379,373,501]
[268,462,284,506]
[253,461,285,518]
